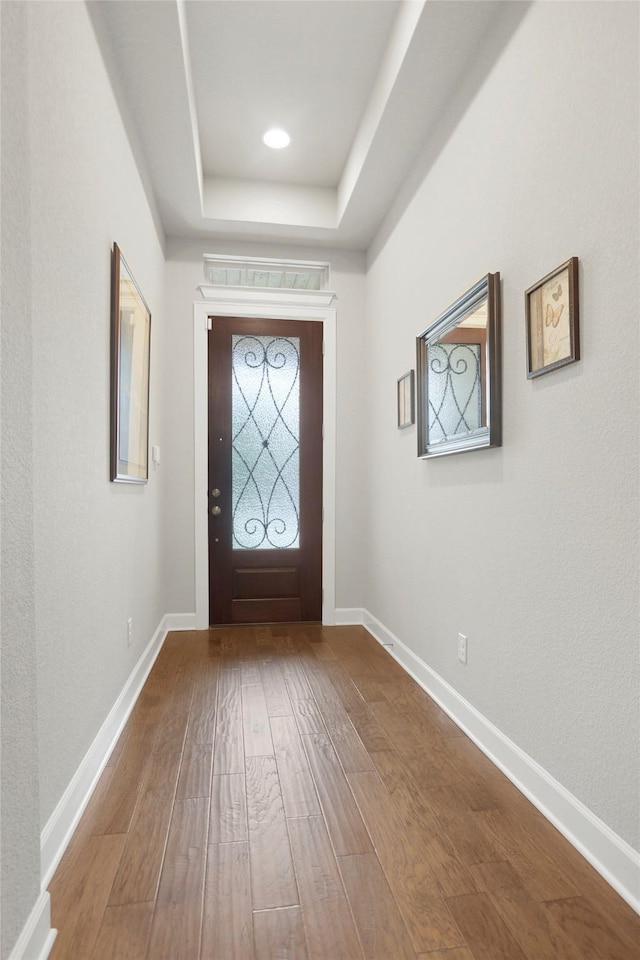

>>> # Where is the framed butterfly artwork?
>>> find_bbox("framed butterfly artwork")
[525,257,579,378]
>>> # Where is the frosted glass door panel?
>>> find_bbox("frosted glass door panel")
[232,335,300,549]
[427,342,482,444]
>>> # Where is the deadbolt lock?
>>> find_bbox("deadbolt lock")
[211,488,221,497]
[211,505,222,516]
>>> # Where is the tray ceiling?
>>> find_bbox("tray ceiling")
[89,0,526,249]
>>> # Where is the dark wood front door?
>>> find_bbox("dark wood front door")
[208,316,323,624]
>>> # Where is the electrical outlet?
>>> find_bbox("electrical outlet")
[127,618,133,647]
[457,632,467,664]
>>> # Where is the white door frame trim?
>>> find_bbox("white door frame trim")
[193,286,337,628]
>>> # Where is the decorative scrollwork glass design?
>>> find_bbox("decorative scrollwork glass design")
[231,335,300,549]
[416,273,501,458]
[427,343,481,444]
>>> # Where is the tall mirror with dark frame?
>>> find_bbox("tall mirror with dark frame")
[417,273,501,458]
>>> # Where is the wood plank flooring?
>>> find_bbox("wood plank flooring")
[48,624,640,960]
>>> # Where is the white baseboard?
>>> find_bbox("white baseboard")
[164,612,198,631]
[334,607,365,625]
[359,607,640,914]
[8,891,56,960]
[9,612,201,960]
[40,612,193,891]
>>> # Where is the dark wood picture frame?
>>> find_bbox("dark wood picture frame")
[110,243,151,482]
[397,370,415,428]
[525,257,579,378]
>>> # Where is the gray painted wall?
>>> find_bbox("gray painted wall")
[28,1,168,831]
[1,6,42,954]
[1,2,169,954]
[364,1,639,848]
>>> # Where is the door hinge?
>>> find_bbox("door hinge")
[207,316,212,331]
[322,339,325,356]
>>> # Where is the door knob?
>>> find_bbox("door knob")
[211,488,221,497]
[211,505,221,516]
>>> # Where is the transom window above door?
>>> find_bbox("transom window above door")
[203,254,330,291]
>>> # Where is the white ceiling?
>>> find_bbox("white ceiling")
[189,1,399,188]
[90,0,517,250]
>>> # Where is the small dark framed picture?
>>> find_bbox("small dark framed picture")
[111,243,151,482]
[397,370,415,428]
[525,257,579,378]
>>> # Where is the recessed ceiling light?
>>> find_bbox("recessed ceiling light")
[263,128,290,149]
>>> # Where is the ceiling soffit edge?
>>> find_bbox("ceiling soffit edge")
[177,0,204,211]
[337,0,425,222]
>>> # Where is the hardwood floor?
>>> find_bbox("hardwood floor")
[48,625,640,960]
